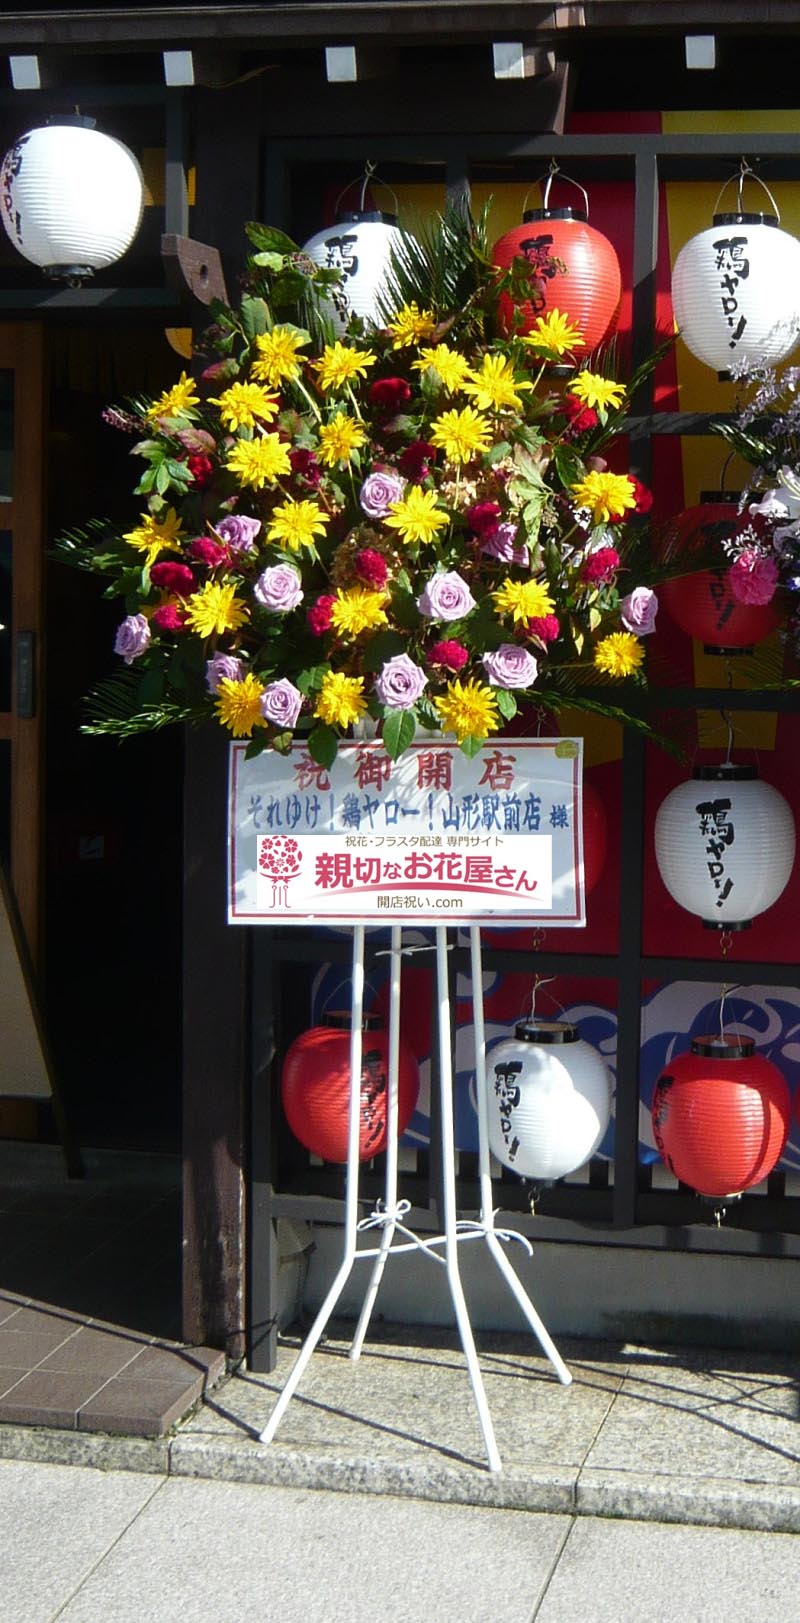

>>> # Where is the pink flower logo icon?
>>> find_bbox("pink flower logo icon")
[258,836,302,907]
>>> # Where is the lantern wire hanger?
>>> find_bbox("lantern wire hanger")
[717,982,744,1047]
[527,974,561,1024]
[334,160,399,219]
[523,158,590,219]
[712,157,781,222]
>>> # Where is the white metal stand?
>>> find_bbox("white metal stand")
[259,922,571,1470]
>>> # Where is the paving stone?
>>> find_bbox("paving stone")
[0,1368,108,1427]
[37,1326,149,1377]
[77,1375,206,1436]
[0,1326,79,1367]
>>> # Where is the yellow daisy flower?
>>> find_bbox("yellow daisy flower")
[429,406,493,466]
[266,500,330,553]
[312,342,376,393]
[521,309,585,356]
[386,302,437,349]
[493,578,556,624]
[314,670,368,728]
[123,507,185,565]
[250,325,309,387]
[215,673,266,737]
[570,371,626,412]
[434,678,500,744]
[570,471,637,525]
[593,632,646,679]
[226,435,291,489]
[208,382,279,431]
[184,581,250,638]
[411,344,473,393]
[384,486,450,547]
[317,412,367,467]
[145,371,200,422]
[463,353,532,413]
[329,587,389,640]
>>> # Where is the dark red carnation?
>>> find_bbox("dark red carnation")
[289,448,321,487]
[151,604,187,633]
[628,476,653,514]
[354,549,389,588]
[582,546,620,584]
[150,561,195,596]
[187,537,230,568]
[562,395,599,433]
[466,501,502,537]
[398,440,436,482]
[307,594,336,636]
[428,639,469,672]
[369,377,412,412]
[527,614,560,644]
[186,453,215,489]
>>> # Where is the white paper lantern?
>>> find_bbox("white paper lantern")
[671,198,800,376]
[485,1020,612,1183]
[654,763,795,929]
[0,119,144,280]
[302,210,407,335]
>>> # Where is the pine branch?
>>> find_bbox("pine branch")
[81,669,204,738]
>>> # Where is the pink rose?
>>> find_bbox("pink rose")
[417,571,476,622]
[620,587,659,636]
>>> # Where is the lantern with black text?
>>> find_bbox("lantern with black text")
[651,1035,791,1199]
[671,171,800,375]
[0,117,144,281]
[659,497,781,650]
[654,763,795,929]
[302,173,409,336]
[281,1011,419,1163]
[485,1020,612,1182]
[492,173,621,349]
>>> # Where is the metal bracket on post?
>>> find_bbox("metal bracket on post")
[161,234,229,307]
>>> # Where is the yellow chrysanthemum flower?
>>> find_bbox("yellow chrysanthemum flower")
[250,325,309,387]
[184,581,250,638]
[463,353,532,413]
[312,341,376,393]
[266,500,330,553]
[386,302,437,349]
[329,587,389,640]
[314,670,368,728]
[208,382,279,431]
[317,412,367,467]
[521,309,585,356]
[384,486,450,547]
[145,371,200,422]
[215,674,266,737]
[493,578,556,624]
[429,406,493,466]
[226,435,292,489]
[593,632,646,679]
[123,507,185,565]
[434,678,500,744]
[570,371,626,412]
[411,344,473,393]
[570,470,637,524]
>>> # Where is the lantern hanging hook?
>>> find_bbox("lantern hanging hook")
[718,982,743,1042]
[712,160,781,224]
[529,973,557,1022]
[525,161,589,219]
[360,158,378,212]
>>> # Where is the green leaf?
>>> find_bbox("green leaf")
[552,443,584,490]
[155,462,171,495]
[359,630,407,673]
[251,251,286,272]
[240,296,269,341]
[382,708,417,760]
[459,734,484,759]
[296,663,330,696]
[494,689,518,720]
[308,722,338,769]
[244,733,269,760]
[270,270,312,307]
[245,222,299,255]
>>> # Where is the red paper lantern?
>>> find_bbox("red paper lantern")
[659,496,781,651]
[492,176,621,350]
[651,1034,791,1199]
[281,1011,419,1163]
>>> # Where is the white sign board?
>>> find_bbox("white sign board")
[228,737,585,927]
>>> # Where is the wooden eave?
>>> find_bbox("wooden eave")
[3,2,800,53]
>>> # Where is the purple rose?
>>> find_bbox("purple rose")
[481,522,529,569]
[205,653,244,694]
[619,586,658,636]
[254,563,304,613]
[417,571,476,622]
[114,613,151,665]
[260,678,303,729]
[359,470,405,519]
[482,644,539,689]
[215,514,262,554]
[374,653,428,710]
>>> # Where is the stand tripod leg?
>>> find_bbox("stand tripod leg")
[260,924,366,1444]
[350,925,403,1360]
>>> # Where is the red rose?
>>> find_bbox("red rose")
[307,594,336,636]
[582,546,620,584]
[466,501,502,536]
[428,639,469,672]
[150,561,195,596]
[289,448,321,487]
[562,395,599,433]
[187,537,230,568]
[354,549,389,587]
[398,440,436,482]
[369,377,412,412]
[151,604,187,633]
[628,476,653,514]
[187,453,214,489]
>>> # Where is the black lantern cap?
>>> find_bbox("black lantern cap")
[712,211,778,228]
[690,1033,755,1059]
[336,209,398,226]
[513,1019,579,1045]
[692,762,758,781]
[522,206,587,223]
[323,1009,384,1031]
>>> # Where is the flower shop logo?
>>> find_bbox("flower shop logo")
[258,836,303,907]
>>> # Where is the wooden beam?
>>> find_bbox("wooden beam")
[161,234,228,306]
